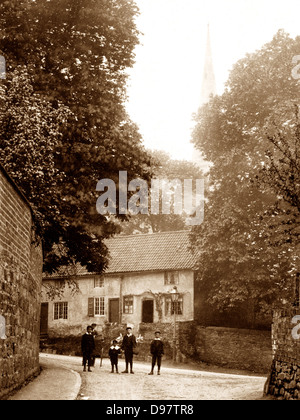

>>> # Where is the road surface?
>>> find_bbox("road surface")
[40,353,267,400]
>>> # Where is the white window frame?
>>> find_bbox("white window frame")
[94,276,104,288]
[164,271,179,285]
[54,302,68,320]
[165,296,183,316]
[123,296,134,314]
[94,297,105,316]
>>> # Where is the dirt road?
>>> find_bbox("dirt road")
[40,353,267,400]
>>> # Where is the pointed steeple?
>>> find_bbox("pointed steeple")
[191,25,216,169]
[200,24,216,105]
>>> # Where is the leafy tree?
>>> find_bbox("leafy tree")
[0,67,69,230]
[191,31,300,327]
[0,67,110,274]
[0,0,152,273]
[119,150,205,234]
[258,102,300,246]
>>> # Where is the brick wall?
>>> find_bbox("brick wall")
[0,165,43,399]
[266,307,300,400]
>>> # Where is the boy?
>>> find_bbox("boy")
[109,339,121,373]
[148,331,164,375]
[121,326,137,374]
[91,323,98,367]
[91,323,105,367]
[81,325,95,372]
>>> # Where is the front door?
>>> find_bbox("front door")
[142,300,154,323]
[109,299,120,323]
[40,303,49,336]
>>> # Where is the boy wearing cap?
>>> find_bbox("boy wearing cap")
[148,331,164,375]
[121,326,137,374]
[81,325,95,372]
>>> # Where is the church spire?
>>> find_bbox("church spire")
[200,24,216,105]
[191,25,216,169]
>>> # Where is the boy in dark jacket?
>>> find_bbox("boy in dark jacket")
[121,327,137,374]
[109,340,121,373]
[81,325,95,372]
[148,331,164,375]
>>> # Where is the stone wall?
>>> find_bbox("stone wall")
[266,307,300,400]
[194,326,272,373]
[125,323,273,372]
[137,323,176,362]
[0,165,43,399]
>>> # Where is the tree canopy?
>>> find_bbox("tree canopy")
[0,0,152,273]
[191,30,300,327]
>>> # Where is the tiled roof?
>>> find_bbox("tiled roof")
[105,230,196,274]
[44,230,197,279]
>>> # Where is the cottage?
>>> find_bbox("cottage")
[41,230,198,337]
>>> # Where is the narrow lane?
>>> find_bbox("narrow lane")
[40,353,267,400]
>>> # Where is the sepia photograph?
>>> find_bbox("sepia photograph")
[0,0,299,406]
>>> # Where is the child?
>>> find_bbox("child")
[148,331,164,375]
[81,325,95,372]
[121,326,137,374]
[109,339,121,373]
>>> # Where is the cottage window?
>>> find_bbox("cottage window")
[95,297,105,316]
[164,271,179,285]
[88,297,105,317]
[54,302,68,320]
[94,276,104,288]
[123,296,133,314]
[165,296,183,316]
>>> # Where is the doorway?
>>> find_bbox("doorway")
[40,303,49,336]
[142,300,154,323]
[109,299,120,323]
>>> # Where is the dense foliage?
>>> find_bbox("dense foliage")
[0,0,152,273]
[191,30,300,327]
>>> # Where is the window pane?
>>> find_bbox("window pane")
[63,302,68,319]
[94,297,104,316]
[164,272,179,285]
[124,296,133,314]
[59,303,63,319]
[100,297,105,315]
[54,303,59,320]
[175,298,183,315]
[94,277,104,288]
[95,298,100,315]
[165,296,183,315]
[54,302,68,320]
[174,300,181,315]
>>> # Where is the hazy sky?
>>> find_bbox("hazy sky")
[125,0,300,161]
